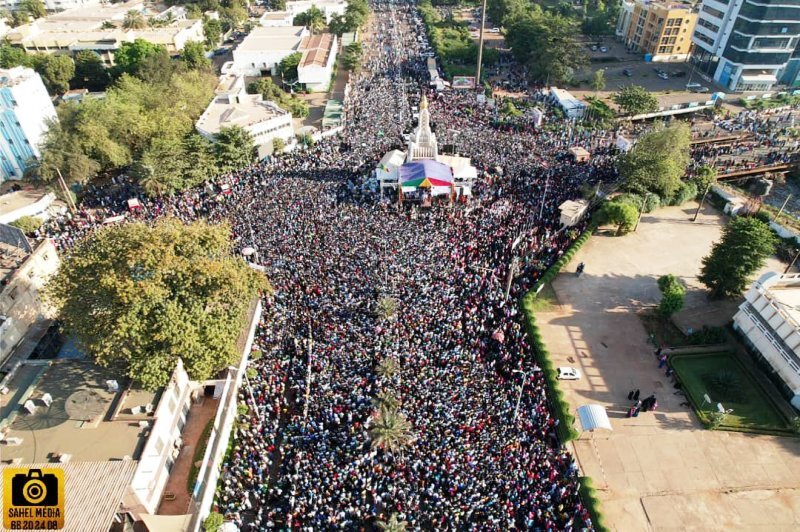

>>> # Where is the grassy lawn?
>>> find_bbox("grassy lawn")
[670,352,794,435]
[528,283,559,313]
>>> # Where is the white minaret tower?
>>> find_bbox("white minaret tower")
[407,94,438,162]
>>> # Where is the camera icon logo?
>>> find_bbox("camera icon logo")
[3,467,65,530]
[12,469,59,507]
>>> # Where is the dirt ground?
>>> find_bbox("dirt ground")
[536,202,800,531]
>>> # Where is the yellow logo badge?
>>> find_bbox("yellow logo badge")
[3,468,65,530]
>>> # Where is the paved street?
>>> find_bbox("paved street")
[536,202,800,531]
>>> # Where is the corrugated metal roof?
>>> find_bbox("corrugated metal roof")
[299,34,334,67]
[0,461,138,532]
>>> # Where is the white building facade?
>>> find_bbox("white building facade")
[0,0,100,11]
[196,75,294,158]
[692,0,800,92]
[733,272,800,409]
[0,67,57,181]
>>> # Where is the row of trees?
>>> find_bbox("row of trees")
[33,43,257,196]
[291,0,369,36]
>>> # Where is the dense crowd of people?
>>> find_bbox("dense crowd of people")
[32,1,800,530]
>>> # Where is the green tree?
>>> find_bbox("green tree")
[272,0,287,9]
[272,137,285,153]
[657,274,685,317]
[278,51,302,81]
[114,39,170,78]
[699,217,777,298]
[180,40,211,70]
[134,135,188,197]
[9,215,43,234]
[183,133,218,187]
[122,10,148,29]
[35,118,101,185]
[692,165,718,192]
[20,0,46,19]
[294,6,326,33]
[328,13,347,35]
[214,126,254,172]
[203,17,223,48]
[500,99,522,117]
[36,54,75,94]
[612,85,659,116]
[369,406,414,453]
[377,514,408,532]
[203,512,225,532]
[343,0,369,31]
[72,50,111,91]
[135,49,177,84]
[617,123,691,199]
[342,42,363,72]
[45,220,270,390]
[504,7,587,84]
[219,0,247,28]
[10,10,31,27]
[590,69,606,93]
[594,200,638,235]
[0,44,30,68]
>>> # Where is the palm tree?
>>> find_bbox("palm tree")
[377,296,398,320]
[369,407,414,454]
[376,357,399,379]
[372,390,400,412]
[377,514,408,532]
[122,10,147,30]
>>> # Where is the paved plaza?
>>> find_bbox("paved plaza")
[536,202,800,531]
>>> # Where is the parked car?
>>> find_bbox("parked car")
[691,86,711,93]
[489,27,500,33]
[622,68,634,77]
[685,82,702,90]
[599,46,609,53]
[213,48,229,56]
[591,45,598,51]
[658,72,669,80]
[557,367,582,380]
[673,70,687,78]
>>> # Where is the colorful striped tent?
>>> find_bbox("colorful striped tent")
[398,160,454,188]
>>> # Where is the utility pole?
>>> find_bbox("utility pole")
[774,194,792,222]
[505,256,519,300]
[475,0,488,87]
[55,168,77,213]
[538,171,551,220]
[693,184,712,222]
[785,249,800,274]
[303,319,314,421]
[512,369,528,421]
[243,372,263,432]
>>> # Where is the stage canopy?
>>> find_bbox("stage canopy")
[399,160,454,188]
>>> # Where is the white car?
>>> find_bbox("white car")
[557,367,582,380]
[599,46,609,53]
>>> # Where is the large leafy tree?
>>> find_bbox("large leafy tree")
[214,126,255,172]
[617,123,691,199]
[46,220,270,389]
[278,51,302,81]
[114,39,169,78]
[72,50,112,91]
[34,54,75,94]
[180,40,211,70]
[294,6,326,34]
[612,85,659,116]
[343,42,363,72]
[594,200,638,236]
[504,7,587,84]
[699,217,777,298]
[203,17,223,48]
[0,44,29,68]
[20,0,46,20]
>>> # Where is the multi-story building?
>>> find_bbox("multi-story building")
[5,0,204,64]
[0,67,57,181]
[622,0,698,62]
[0,0,100,12]
[196,75,295,158]
[733,272,800,409]
[692,0,800,92]
[617,0,637,39]
[0,233,59,367]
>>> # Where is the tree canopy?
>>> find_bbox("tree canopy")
[46,220,270,390]
[114,39,170,78]
[214,126,255,173]
[594,200,638,235]
[180,40,211,70]
[293,6,326,33]
[504,6,587,84]
[72,51,112,91]
[612,85,659,116]
[699,217,777,298]
[617,123,691,200]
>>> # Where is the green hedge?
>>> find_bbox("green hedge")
[520,224,596,443]
[578,476,610,532]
